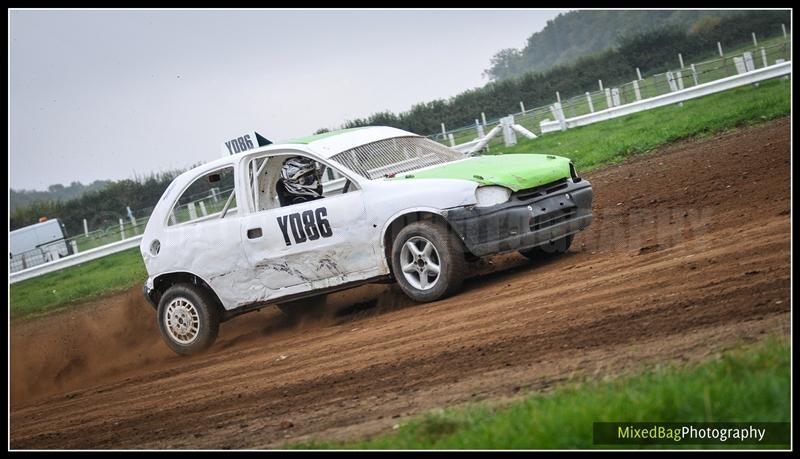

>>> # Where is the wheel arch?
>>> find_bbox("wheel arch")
[149,271,226,319]
[380,209,470,274]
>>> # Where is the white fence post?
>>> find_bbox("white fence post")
[611,88,621,106]
[519,101,525,113]
[440,123,446,139]
[636,67,643,80]
[666,71,678,92]
[733,57,746,74]
[551,103,566,132]
[511,124,537,139]
[678,53,684,68]
[718,42,724,57]
[743,52,755,72]
[448,133,455,147]
[83,218,89,237]
[475,119,485,138]
[500,115,517,146]
[676,71,684,90]
[199,201,208,216]
[211,187,218,203]
[760,47,768,68]
[481,112,487,126]
[188,202,198,220]
[556,91,561,104]
[127,206,138,235]
[752,32,758,47]
[604,88,612,108]
[632,81,642,101]
[586,92,594,113]
[690,64,699,86]
[70,240,78,254]
[119,218,125,240]
[782,24,787,39]
[598,79,604,91]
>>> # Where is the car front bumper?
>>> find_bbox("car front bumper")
[444,178,593,257]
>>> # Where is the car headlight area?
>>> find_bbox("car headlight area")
[474,185,512,208]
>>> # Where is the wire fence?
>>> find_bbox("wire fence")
[427,38,791,151]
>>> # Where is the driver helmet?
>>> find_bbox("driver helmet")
[280,156,322,198]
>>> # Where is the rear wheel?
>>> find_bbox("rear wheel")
[391,221,467,302]
[157,283,220,356]
[519,235,573,260]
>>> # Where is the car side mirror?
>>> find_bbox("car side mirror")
[207,173,221,183]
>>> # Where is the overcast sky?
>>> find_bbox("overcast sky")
[10,9,566,190]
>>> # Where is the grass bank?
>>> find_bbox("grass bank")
[10,248,145,319]
[294,336,790,449]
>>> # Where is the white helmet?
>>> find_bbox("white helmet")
[280,156,322,198]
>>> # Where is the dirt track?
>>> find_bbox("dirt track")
[10,118,791,449]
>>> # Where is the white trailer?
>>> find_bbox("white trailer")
[9,219,72,272]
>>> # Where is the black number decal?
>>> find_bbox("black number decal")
[316,207,332,238]
[289,213,307,243]
[225,134,256,155]
[302,210,320,240]
[277,215,292,246]
[276,206,333,246]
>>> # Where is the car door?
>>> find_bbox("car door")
[238,157,377,291]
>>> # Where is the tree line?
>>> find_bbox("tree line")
[11,180,113,213]
[10,170,185,236]
[484,10,745,81]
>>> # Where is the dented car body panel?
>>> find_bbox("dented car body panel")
[141,126,593,316]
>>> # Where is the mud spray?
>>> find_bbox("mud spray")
[10,280,440,407]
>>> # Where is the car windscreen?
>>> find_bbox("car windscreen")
[330,136,465,180]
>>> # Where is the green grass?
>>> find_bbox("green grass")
[294,336,790,449]
[498,78,790,172]
[10,248,146,319]
[8,77,791,318]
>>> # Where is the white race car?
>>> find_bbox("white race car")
[141,126,593,354]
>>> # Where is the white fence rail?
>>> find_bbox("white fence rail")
[9,235,143,284]
[539,61,791,133]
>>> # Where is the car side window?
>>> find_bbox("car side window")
[168,167,236,226]
[247,154,358,212]
[321,165,353,198]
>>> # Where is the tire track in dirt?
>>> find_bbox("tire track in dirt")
[10,118,790,449]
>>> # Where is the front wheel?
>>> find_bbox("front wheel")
[157,283,220,356]
[391,221,467,303]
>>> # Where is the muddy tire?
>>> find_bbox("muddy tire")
[157,283,220,356]
[519,235,573,260]
[277,294,328,321]
[391,221,467,303]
